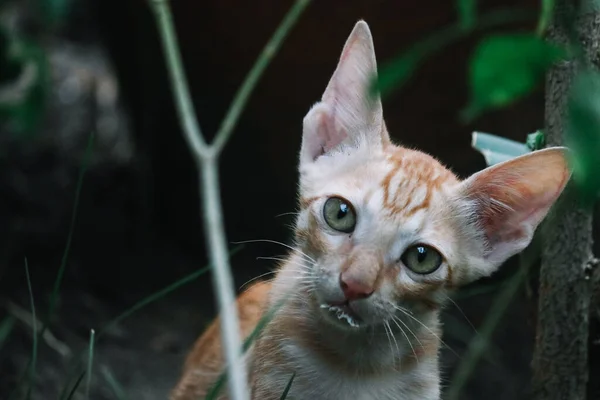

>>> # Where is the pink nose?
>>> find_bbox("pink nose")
[339,274,374,301]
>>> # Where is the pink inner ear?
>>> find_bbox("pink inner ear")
[474,180,544,246]
[463,148,570,260]
[317,108,348,155]
[302,105,350,162]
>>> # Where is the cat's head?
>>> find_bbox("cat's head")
[293,21,570,330]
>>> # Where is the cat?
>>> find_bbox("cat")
[170,20,570,400]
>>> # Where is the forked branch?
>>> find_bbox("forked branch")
[147,1,311,399]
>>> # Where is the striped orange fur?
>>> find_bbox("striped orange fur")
[171,20,570,400]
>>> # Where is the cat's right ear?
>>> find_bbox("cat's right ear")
[300,20,389,167]
[453,147,571,281]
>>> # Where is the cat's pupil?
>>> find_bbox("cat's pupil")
[337,203,349,219]
[416,246,427,263]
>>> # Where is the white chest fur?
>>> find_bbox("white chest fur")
[251,337,440,400]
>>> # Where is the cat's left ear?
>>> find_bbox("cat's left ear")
[300,20,389,167]
[453,147,571,280]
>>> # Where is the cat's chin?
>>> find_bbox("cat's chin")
[319,302,366,330]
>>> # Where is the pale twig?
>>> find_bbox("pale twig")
[147,1,311,398]
[212,0,312,153]
[148,0,208,157]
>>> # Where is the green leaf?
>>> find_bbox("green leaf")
[471,131,531,166]
[464,34,566,120]
[566,70,600,205]
[457,0,477,30]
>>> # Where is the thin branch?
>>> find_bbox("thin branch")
[149,0,208,157]
[148,1,311,399]
[212,0,312,154]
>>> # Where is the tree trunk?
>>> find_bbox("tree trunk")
[531,1,599,399]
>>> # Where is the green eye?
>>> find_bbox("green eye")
[323,197,356,233]
[401,245,443,274]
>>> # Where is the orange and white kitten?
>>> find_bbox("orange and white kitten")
[171,20,570,400]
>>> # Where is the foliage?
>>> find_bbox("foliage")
[566,70,600,205]
[0,0,73,136]
[0,26,48,136]
[463,34,565,120]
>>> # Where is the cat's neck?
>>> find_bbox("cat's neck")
[265,251,442,375]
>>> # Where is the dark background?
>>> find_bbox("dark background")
[2,0,597,399]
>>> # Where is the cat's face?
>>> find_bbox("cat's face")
[292,21,570,330]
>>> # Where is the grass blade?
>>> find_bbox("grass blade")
[65,370,86,400]
[457,0,477,30]
[205,296,288,400]
[57,363,83,400]
[9,133,94,400]
[96,245,242,340]
[279,372,296,400]
[445,250,536,400]
[101,365,128,400]
[24,258,37,400]
[47,132,94,322]
[86,329,95,399]
[211,0,312,153]
[0,315,16,351]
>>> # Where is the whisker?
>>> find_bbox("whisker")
[443,293,479,336]
[383,322,394,358]
[256,256,314,270]
[386,321,401,357]
[392,304,460,359]
[239,270,276,291]
[390,316,417,363]
[274,211,300,218]
[232,239,316,264]
[392,314,423,348]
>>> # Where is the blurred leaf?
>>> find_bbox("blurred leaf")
[37,0,72,26]
[566,70,600,205]
[373,9,536,99]
[457,0,477,30]
[471,131,531,166]
[463,34,566,120]
[536,0,555,36]
[375,51,425,98]
[0,31,49,136]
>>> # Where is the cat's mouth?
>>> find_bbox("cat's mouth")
[320,301,363,328]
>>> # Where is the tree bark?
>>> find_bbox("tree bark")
[531,1,599,399]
